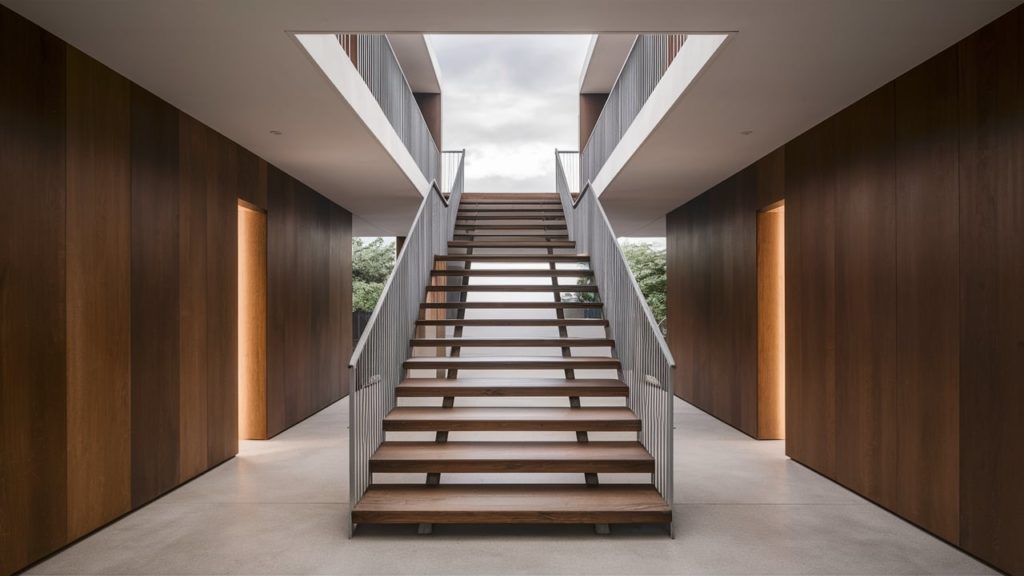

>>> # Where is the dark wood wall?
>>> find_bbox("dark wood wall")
[415,92,442,150]
[0,9,68,570]
[666,7,1023,574]
[957,10,1024,573]
[264,166,353,439]
[667,149,783,438]
[0,6,353,574]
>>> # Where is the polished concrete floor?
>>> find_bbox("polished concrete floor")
[29,396,995,575]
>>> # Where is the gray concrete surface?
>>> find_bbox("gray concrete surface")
[27,264,996,575]
[26,398,995,575]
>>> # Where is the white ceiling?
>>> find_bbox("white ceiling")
[4,0,1020,237]
[579,34,636,94]
[388,34,442,93]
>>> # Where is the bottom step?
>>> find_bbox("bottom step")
[352,484,671,525]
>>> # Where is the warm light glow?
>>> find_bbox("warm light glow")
[757,204,785,439]
[238,205,267,440]
[771,206,785,436]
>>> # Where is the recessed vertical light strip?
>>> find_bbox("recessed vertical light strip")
[757,204,785,440]
[238,204,268,440]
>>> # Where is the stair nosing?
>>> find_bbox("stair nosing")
[369,441,653,473]
[382,407,641,432]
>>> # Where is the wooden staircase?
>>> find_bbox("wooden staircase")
[351,193,672,533]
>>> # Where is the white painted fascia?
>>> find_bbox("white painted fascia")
[578,34,599,93]
[296,33,432,196]
[591,34,730,195]
[423,35,443,93]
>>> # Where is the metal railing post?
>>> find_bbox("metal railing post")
[348,151,464,534]
[580,34,686,187]
[555,151,675,533]
[340,34,441,185]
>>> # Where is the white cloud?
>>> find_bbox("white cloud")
[430,35,592,192]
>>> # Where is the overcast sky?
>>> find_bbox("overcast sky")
[430,35,591,192]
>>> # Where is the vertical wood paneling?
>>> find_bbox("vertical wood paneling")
[784,119,837,478]
[177,113,210,481]
[306,189,329,415]
[893,47,961,543]
[756,148,786,208]
[130,85,181,507]
[206,132,239,465]
[833,86,898,505]
[0,9,355,572]
[326,201,343,404]
[666,166,760,438]
[734,167,759,435]
[0,9,67,573]
[266,166,291,437]
[690,195,713,412]
[287,179,310,429]
[663,7,1023,573]
[236,148,265,210]
[333,205,354,397]
[265,167,351,438]
[65,47,132,539]
[958,8,1024,573]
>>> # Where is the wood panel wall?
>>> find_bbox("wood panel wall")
[0,8,68,571]
[65,46,132,540]
[666,7,1023,573]
[264,166,353,439]
[0,6,353,573]
[957,10,1024,573]
[666,150,782,438]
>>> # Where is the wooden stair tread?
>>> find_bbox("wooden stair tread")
[457,207,567,212]
[425,285,597,292]
[431,269,589,277]
[448,240,574,248]
[382,406,641,431]
[415,318,608,326]
[420,302,601,309]
[370,441,653,473]
[410,337,613,347]
[352,484,670,524]
[453,231,569,235]
[403,356,620,369]
[459,200,561,204]
[436,254,588,262]
[458,211,564,216]
[455,216,567,222]
[458,201,562,206]
[396,378,627,397]
[454,224,567,229]
[454,233,573,237]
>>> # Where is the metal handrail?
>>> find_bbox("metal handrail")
[555,151,675,525]
[340,34,441,184]
[581,34,685,187]
[348,151,464,521]
[555,150,581,238]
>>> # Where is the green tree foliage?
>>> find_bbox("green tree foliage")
[352,237,395,313]
[569,240,667,332]
[620,240,667,331]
